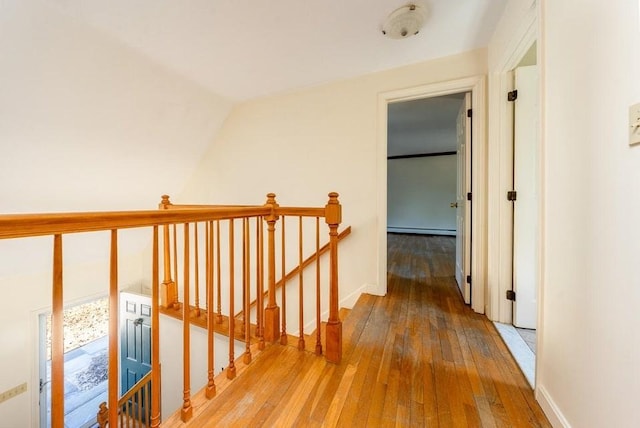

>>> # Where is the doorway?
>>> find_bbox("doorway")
[386,92,471,303]
[493,40,540,389]
[38,297,109,428]
[376,76,488,314]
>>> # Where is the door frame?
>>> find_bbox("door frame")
[31,292,107,428]
[376,75,487,314]
[486,5,539,325]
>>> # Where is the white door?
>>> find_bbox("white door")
[513,65,539,329]
[455,93,472,303]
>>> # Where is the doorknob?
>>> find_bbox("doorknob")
[134,318,144,326]
[450,202,458,208]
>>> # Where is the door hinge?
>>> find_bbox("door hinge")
[467,108,472,118]
[507,90,518,102]
[39,378,49,394]
[507,190,517,201]
[506,290,516,301]
[467,192,472,201]
[466,275,472,285]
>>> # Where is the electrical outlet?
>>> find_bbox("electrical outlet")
[0,383,27,404]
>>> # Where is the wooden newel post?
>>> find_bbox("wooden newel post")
[264,193,280,342]
[96,402,108,428]
[325,192,343,364]
[159,195,177,309]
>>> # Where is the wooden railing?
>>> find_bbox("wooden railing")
[97,371,154,428]
[156,193,345,422]
[0,192,343,427]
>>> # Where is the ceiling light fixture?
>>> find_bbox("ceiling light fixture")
[382,4,427,39]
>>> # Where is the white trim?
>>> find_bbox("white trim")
[487,0,538,324]
[536,384,572,428]
[376,76,487,314]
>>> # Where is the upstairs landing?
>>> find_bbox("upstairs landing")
[164,234,550,427]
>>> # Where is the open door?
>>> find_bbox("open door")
[455,93,472,303]
[120,291,152,419]
[512,65,540,328]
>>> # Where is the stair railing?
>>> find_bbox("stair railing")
[0,192,342,427]
[156,193,344,422]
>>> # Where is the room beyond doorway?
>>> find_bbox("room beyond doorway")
[386,91,471,304]
[376,76,488,314]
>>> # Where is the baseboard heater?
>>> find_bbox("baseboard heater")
[387,227,456,236]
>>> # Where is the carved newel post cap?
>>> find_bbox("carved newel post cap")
[160,195,172,209]
[325,192,342,225]
[264,193,279,222]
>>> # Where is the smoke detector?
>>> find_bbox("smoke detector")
[382,4,427,39]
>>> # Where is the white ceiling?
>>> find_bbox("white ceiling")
[388,94,465,157]
[49,0,508,101]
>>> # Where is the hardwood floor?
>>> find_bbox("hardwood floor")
[167,233,550,427]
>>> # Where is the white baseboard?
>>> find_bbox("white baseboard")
[366,282,385,296]
[303,283,369,332]
[536,384,571,428]
[387,227,455,236]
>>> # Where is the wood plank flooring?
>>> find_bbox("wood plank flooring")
[166,233,550,427]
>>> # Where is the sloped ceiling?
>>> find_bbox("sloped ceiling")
[49,0,507,101]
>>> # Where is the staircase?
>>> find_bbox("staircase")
[0,192,348,428]
[162,306,355,426]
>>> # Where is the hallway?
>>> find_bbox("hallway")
[170,233,550,427]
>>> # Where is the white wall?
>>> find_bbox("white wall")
[181,49,488,302]
[0,2,233,426]
[159,317,243,418]
[536,1,640,426]
[387,155,457,235]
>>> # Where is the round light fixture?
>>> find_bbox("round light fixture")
[382,4,426,39]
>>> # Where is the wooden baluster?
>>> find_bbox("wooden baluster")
[181,223,193,421]
[160,196,176,309]
[136,390,141,427]
[51,234,64,428]
[206,221,216,399]
[280,216,287,345]
[108,230,119,425]
[263,193,280,342]
[256,216,265,350]
[216,220,223,324]
[146,380,151,427]
[150,226,161,427]
[227,219,237,379]
[172,224,179,309]
[243,218,252,364]
[298,216,305,350]
[315,217,322,355]
[325,192,343,363]
[161,225,176,309]
[194,222,201,317]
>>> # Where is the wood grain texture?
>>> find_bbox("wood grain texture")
[164,234,550,427]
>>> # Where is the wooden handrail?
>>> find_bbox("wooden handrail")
[0,206,272,239]
[120,371,153,404]
[234,226,352,319]
[275,207,325,217]
[97,371,153,428]
[9,192,343,427]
